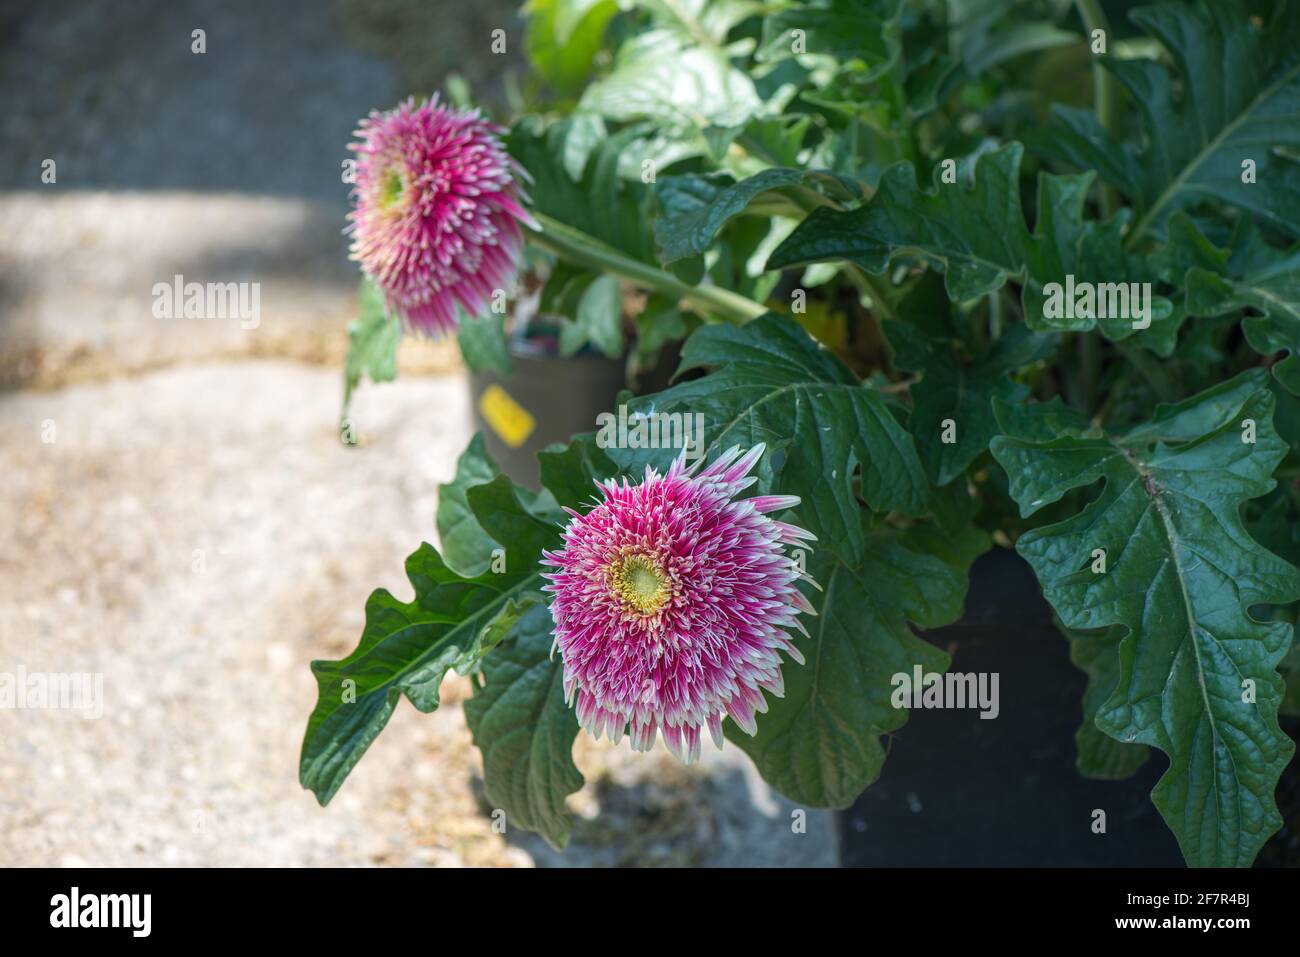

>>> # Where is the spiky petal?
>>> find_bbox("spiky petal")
[346,96,535,336]
[541,445,816,764]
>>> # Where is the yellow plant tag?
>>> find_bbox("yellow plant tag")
[478,384,536,449]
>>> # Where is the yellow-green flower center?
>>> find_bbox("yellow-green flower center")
[379,167,407,211]
[610,555,669,615]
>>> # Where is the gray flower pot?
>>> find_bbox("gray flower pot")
[468,348,625,489]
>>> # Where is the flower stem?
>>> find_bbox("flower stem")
[988,288,1005,341]
[1074,0,1119,220]
[527,212,767,324]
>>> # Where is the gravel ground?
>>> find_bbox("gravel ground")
[0,1,837,867]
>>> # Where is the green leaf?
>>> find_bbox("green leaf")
[523,0,620,94]
[537,433,616,511]
[579,34,762,131]
[633,0,763,48]
[729,521,988,807]
[561,114,608,182]
[559,274,624,358]
[990,394,1091,443]
[654,168,861,265]
[1031,0,1300,243]
[887,323,1058,485]
[342,276,402,418]
[478,594,548,662]
[1184,224,1300,393]
[990,371,1300,866]
[949,0,1077,76]
[757,0,903,82]
[457,314,513,375]
[607,314,928,563]
[508,116,658,263]
[439,432,616,625]
[464,603,583,849]
[1063,623,1151,780]
[301,476,557,805]
[655,170,800,265]
[767,143,1171,337]
[539,260,596,319]
[735,115,813,168]
[1150,213,1233,285]
[438,432,613,581]
[437,434,505,576]
[436,435,563,577]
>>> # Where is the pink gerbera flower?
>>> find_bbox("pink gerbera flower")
[347,96,535,335]
[541,445,817,764]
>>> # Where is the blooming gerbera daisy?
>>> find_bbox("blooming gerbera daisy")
[541,445,817,764]
[347,96,535,335]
